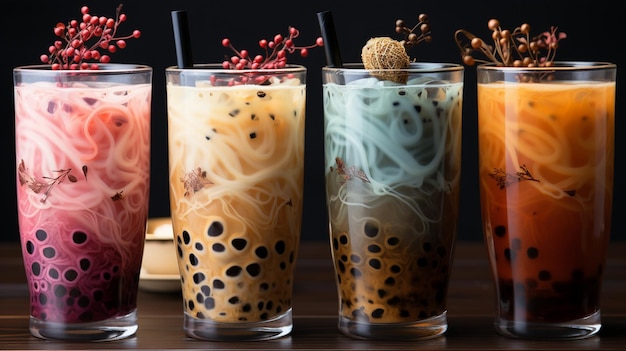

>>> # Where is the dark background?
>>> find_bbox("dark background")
[3,0,623,242]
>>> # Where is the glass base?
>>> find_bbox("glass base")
[183,309,292,341]
[29,310,137,342]
[337,311,448,340]
[495,310,602,340]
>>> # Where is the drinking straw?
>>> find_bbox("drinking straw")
[316,10,343,67]
[171,10,194,69]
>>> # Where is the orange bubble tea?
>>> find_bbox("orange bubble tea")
[477,67,615,339]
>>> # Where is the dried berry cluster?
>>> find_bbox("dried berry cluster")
[361,14,432,83]
[221,26,323,70]
[454,19,566,67]
[40,4,141,70]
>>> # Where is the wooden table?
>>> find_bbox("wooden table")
[1,240,624,350]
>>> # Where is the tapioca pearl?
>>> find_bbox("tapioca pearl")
[255,246,268,259]
[195,242,204,251]
[226,266,242,277]
[212,243,225,252]
[538,270,552,281]
[193,272,206,284]
[42,247,55,259]
[182,230,191,245]
[72,231,87,244]
[77,295,90,308]
[339,234,349,246]
[336,259,346,273]
[188,299,195,311]
[204,298,215,311]
[371,308,384,319]
[79,258,90,271]
[332,237,340,251]
[257,301,264,310]
[417,257,428,268]
[102,271,112,281]
[246,263,261,277]
[213,279,225,289]
[207,221,224,237]
[503,248,513,261]
[176,244,184,258]
[31,262,42,276]
[384,277,395,286]
[259,282,269,291]
[228,296,240,304]
[349,267,362,278]
[367,244,382,254]
[26,241,35,255]
[64,269,78,282]
[242,303,252,313]
[436,246,446,258]
[36,229,47,242]
[422,242,432,253]
[386,236,400,247]
[53,285,67,297]
[289,251,295,263]
[368,258,381,269]
[363,222,379,238]
[38,293,48,305]
[231,238,247,250]
[527,247,539,259]
[201,285,210,296]
[390,264,401,274]
[189,253,199,266]
[48,268,59,280]
[274,240,286,254]
[279,261,287,270]
[494,225,506,238]
[350,254,361,264]
[195,292,204,304]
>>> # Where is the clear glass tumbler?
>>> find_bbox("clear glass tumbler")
[477,61,616,339]
[165,64,307,341]
[13,64,153,341]
[322,63,464,340]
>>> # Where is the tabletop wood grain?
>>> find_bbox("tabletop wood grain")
[1,240,624,350]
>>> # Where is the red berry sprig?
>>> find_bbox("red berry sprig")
[40,4,141,70]
[221,26,323,70]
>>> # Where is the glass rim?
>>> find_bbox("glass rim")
[322,62,464,73]
[477,61,616,72]
[166,63,307,73]
[13,63,153,74]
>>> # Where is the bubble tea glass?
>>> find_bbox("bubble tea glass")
[166,64,306,341]
[477,62,616,339]
[13,64,152,341]
[322,63,464,340]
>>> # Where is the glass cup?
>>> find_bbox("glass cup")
[322,63,464,340]
[165,64,307,341]
[13,64,153,341]
[476,62,616,339]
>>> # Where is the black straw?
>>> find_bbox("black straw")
[316,10,343,68]
[171,10,194,68]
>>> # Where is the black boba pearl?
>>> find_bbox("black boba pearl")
[339,234,348,245]
[72,231,87,244]
[367,244,381,253]
[193,272,205,284]
[26,241,35,255]
[35,229,47,241]
[255,246,268,259]
[527,247,539,259]
[226,266,242,277]
[177,245,183,258]
[213,280,225,289]
[232,238,247,250]
[54,285,66,297]
[212,243,225,252]
[182,231,191,244]
[275,240,286,254]
[246,263,261,277]
[369,258,381,269]
[80,258,90,271]
[48,268,59,279]
[349,267,362,278]
[390,265,401,273]
[189,253,199,266]
[195,242,204,251]
[31,262,41,276]
[364,222,379,237]
[42,247,55,258]
[350,254,361,263]
[417,258,428,267]
[207,221,224,237]
[201,285,210,295]
[196,293,204,304]
[494,225,506,237]
[387,237,399,246]
[423,242,432,252]
[332,238,339,250]
[228,296,239,304]
[538,270,552,281]
[64,269,78,281]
